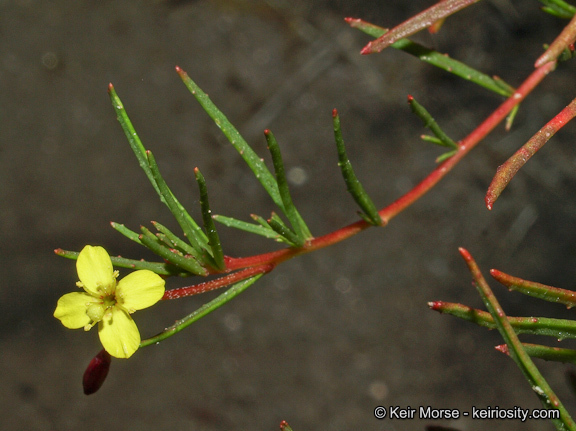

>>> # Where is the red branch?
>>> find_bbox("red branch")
[163,264,274,299]
[485,95,576,209]
[361,0,481,54]
[168,60,556,298]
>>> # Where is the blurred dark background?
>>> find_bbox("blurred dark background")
[2,0,576,430]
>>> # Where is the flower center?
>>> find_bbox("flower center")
[86,295,116,325]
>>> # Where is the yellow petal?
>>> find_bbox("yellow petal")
[98,307,140,359]
[116,270,165,311]
[77,245,116,296]
[54,292,94,329]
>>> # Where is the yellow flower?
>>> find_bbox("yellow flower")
[54,245,165,358]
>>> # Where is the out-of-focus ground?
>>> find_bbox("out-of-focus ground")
[2,1,576,430]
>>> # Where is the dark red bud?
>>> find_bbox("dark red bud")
[83,349,112,395]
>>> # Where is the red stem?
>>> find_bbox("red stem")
[168,60,556,298]
[163,264,274,299]
[485,95,576,209]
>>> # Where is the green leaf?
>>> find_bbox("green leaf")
[109,84,209,253]
[139,226,208,276]
[507,343,576,365]
[176,67,283,210]
[268,213,304,247]
[151,221,199,258]
[265,130,312,241]
[332,110,382,226]
[54,248,188,276]
[145,150,208,252]
[213,214,282,240]
[408,95,457,149]
[140,273,263,347]
[538,0,576,19]
[194,168,225,270]
[459,248,576,431]
[436,149,458,163]
[108,84,162,197]
[110,222,142,245]
[430,301,576,340]
[491,269,576,309]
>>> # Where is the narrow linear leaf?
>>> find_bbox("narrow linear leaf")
[140,273,263,347]
[265,129,311,241]
[505,104,520,131]
[109,85,209,252]
[194,168,225,270]
[108,84,161,197]
[538,0,576,19]
[145,150,208,251]
[251,213,273,229]
[213,215,281,240]
[421,135,444,145]
[436,149,458,163]
[152,221,199,257]
[176,67,282,209]
[486,96,576,210]
[155,233,176,251]
[346,18,514,98]
[459,248,576,430]
[249,214,290,243]
[139,226,207,276]
[408,95,457,148]
[491,269,576,309]
[333,109,383,226]
[110,222,142,245]
[429,301,576,340]
[498,343,576,365]
[268,214,303,247]
[360,0,482,54]
[54,248,188,276]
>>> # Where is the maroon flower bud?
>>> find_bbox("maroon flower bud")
[83,349,112,395]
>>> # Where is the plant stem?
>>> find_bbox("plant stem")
[224,60,556,273]
[166,59,555,297]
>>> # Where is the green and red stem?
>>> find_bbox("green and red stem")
[163,60,556,300]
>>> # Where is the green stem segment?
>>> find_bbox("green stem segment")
[459,248,576,431]
[497,343,576,365]
[491,269,576,308]
[140,273,264,347]
[429,301,576,340]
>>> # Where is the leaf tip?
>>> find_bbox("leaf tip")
[360,42,374,55]
[485,193,495,210]
[175,65,186,78]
